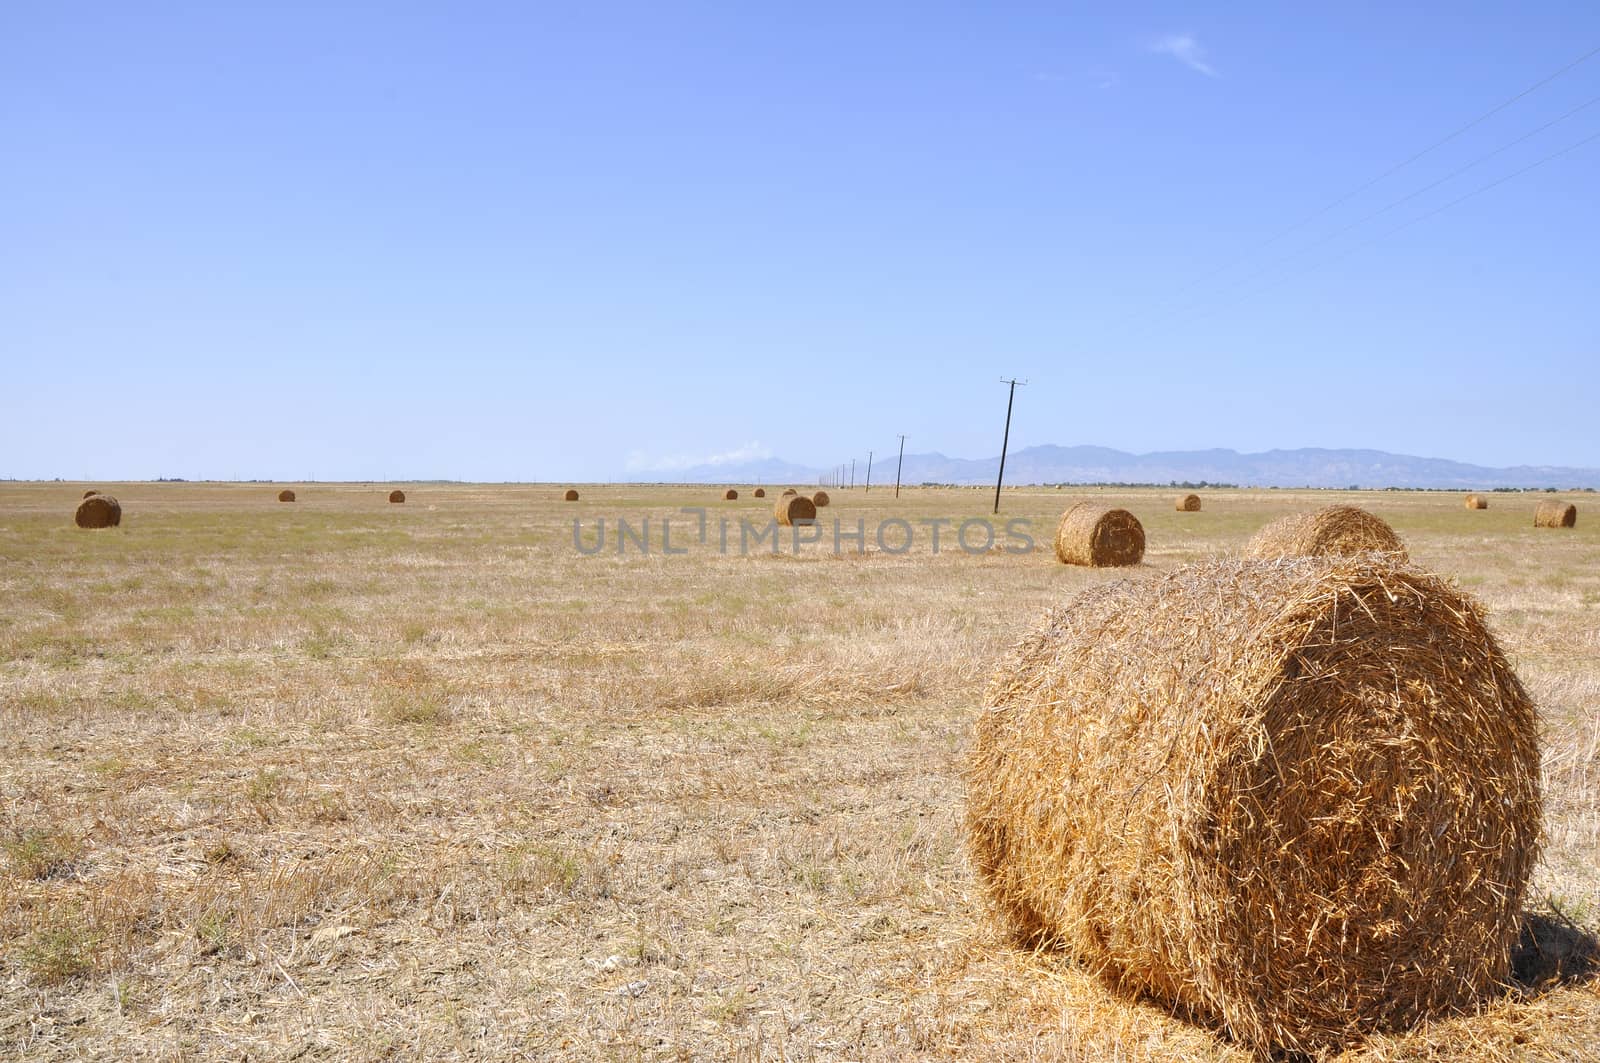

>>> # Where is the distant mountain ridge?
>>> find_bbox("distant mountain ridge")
[649,445,1600,490]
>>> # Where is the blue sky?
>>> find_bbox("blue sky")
[4,3,1598,481]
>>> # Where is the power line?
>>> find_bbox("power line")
[1147,91,1600,327]
[1154,125,1600,330]
[1082,41,1600,340]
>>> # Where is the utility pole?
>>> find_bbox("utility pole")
[894,434,906,498]
[849,459,855,489]
[865,451,873,493]
[993,378,1027,515]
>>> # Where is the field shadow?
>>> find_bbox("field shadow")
[1510,908,1600,990]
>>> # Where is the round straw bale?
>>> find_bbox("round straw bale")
[781,488,798,498]
[563,488,580,502]
[74,494,122,529]
[388,490,406,504]
[82,489,99,499]
[774,494,816,527]
[1534,499,1576,527]
[1176,493,1201,512]
[724,488,739,500]
[1243,505,1406,561]
[813,490,831,507]
[967,557,1541,1055]
[753,488,766,498]
[1053,503,1144,566]
[278,489,296,502]
[1464,494,1488,510]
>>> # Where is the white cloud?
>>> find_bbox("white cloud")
[1149,33,1218,77]
[625,441,772,472]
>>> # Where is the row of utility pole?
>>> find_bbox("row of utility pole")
[826,379,1024,513]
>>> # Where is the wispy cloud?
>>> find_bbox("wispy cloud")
[1149,33,1218,77]
[1031,68,1120,92]
[625,441,772,472]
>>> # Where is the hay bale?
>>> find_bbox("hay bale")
[1465,494,1488,510]
[74,494,121,529]
[774,494,817,527]
[724,489,739,501]
[1176,493,1201,512]
[753,488,766,498]
[278,489,296,503]
[813,490,831,507]
[781,488,798,498]
[1244,505,1406,561]
[563,488,580,502]
[967,557,1541,1055]
[1534,499,1576,528]
[1053,503,1144,566]
[82,489,99,499]
[388,490,406,504]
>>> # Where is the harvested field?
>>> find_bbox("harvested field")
[2,483,1597,1060]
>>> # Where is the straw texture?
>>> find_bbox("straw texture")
[1535,500,1576,528]
[1053,503,1144,566]
[967,557,1541,1055]
[775,495,817,527]
[74,495,122,529]
[1244,505,1406,562]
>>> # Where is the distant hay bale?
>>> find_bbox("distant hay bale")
[813,490,831,507]
[753,488,766,498]
[278,489,296,502]
[74,494,122,529]
[1053,503,1144,566]
[388,490,406,504]
[967,556,1541,1055]
[781,488,798,498]
[563,489,580,502]
[1534,499,1576,528]
[82,489,99,499]
[724,489,739,500]
[774,494,817,527]
[1176,493,1201,512]
[1465,494,1488,510]
[1244,505,1406,561]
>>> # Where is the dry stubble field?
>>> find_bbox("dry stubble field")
[2,482,1598,1061]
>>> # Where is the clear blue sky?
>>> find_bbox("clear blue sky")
[4,3,1598,481]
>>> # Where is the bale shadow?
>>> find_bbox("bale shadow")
[1510,908,1600,991]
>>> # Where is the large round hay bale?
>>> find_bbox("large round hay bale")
[1244,505,1405,561]
[74,494,122,529]
[388,490,406,504]
[753,488,766,498]
[812,490,831,507]
[1175,493,1201,512]
[1534,499,1576,528]
[967,557,1541,1055]
[563,488,580,502]
[1053,503,1144,566]
[82,489,99,499]
[774,494,817,527]
[724,488,739,500]
[1465,493,1488,510]
[278,489,296,502]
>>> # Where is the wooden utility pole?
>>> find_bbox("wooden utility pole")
[849,459,855,489]
[894,435,906,498]
[993,378,1026,515]
[865,451,873,493]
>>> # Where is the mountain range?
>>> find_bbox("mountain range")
[648,445,1600,490]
